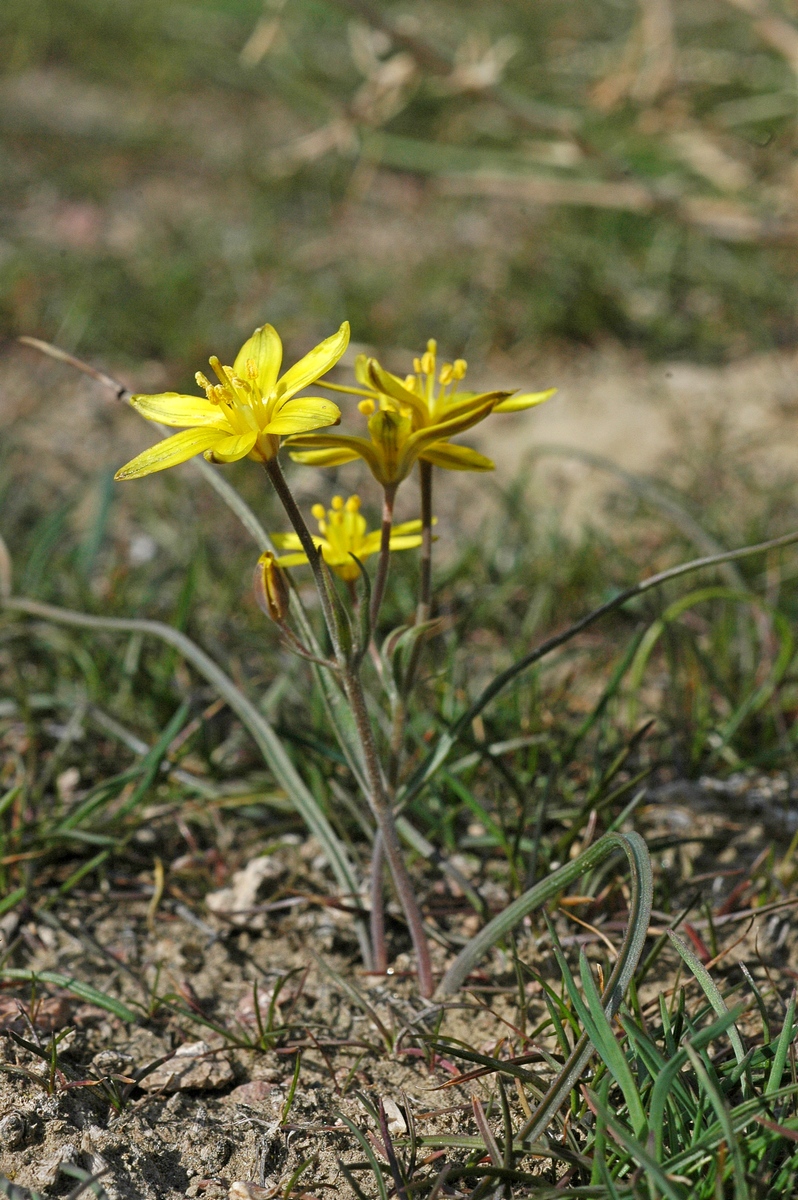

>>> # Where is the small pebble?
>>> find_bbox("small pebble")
[0,1111,26,1150]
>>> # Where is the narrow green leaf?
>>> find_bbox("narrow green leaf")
[0,969,138,1023]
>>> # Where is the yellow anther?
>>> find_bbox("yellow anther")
[345,495,361,512]
[426,338,437,355]
[311,503,326,521]
[453,358,467,380]
[358,398,375,415]
[404,374,418,392]
[413,357,422,374]
[439,363,454,385]
[421,352,435,375]
[195,371,213,395]
[331,495,344,510]
[247,357,258,380]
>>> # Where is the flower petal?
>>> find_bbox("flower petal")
[397,400,495,479]
[442,390,514,423]
[233,325,282,396]
[288,447,361,468]
[115,428,229,480]
[129,393,233,429]
[493,388,556,414]
[275,552,311,568]
[271,533,304,550]
[391,519,424,536]
[287,432,382,477]
[420,442,495,471]
[206,430,258,463]
[366,360,429,425]
[264,396,341,436]
[388,534,423,550]
[276,322,350,401]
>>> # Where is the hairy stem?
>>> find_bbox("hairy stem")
[342,669,433,997]
[369,832,388,975]
[369,486,396,629]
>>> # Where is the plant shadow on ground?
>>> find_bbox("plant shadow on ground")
[2,352,798,1196]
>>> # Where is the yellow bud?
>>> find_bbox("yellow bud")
[345,495,361,512]
[331,495,344,510]
[253,552,290,624]
[439,363,454,385]
[311,503,326,521]
[358,398,375,415]
[421,352,435,375]
[453,358,467,380]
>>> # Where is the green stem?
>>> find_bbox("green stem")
[265,456,340,659]
[369,486,396,629]
[417,459,434,624]
[342,669,433,997]
[369,832,388,974]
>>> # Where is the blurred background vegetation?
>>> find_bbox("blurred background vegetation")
[4,0,798,371]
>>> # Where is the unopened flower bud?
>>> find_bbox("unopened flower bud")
[253,551,290,623]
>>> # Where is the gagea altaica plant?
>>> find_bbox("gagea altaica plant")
[111,322,555,996]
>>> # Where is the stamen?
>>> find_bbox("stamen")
[413,357,422,374]
[247,358,258,380]
[209,356,229,388]
[331,496,344,510]
[345,495,361,512]
[311,503,326,522]
[421,351,435,375]
[404,374,418,392]
[453,358,467,380]
[195,371,215,398]
[358,399,375,415]
[426,338,437,355]
[439,363,454,386]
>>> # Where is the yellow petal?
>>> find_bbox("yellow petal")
[442,390,514,423]
[233,325,282,396]
[287,432,381,476]
[129,393,232,429]
[270,532,303,550]
[492,388,556,414]
[205,430,258,463]
[275,552,310,568]
[276,322,350,401]
[420,442,495,471]
[288,447,361,468]
[115,428,229,480]
[397,400,495,479]
[391,519,424,536]
[263,396,341,436]
[388,534,423,550]
[366,360,429,425]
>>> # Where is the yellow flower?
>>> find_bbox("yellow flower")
[114,322,349,481]
[287,338,554,478]
[272,494,426,582]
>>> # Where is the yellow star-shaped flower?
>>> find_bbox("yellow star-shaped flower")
[287,339,554,481]
[271,494,426,582]
[115,322,349,481]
